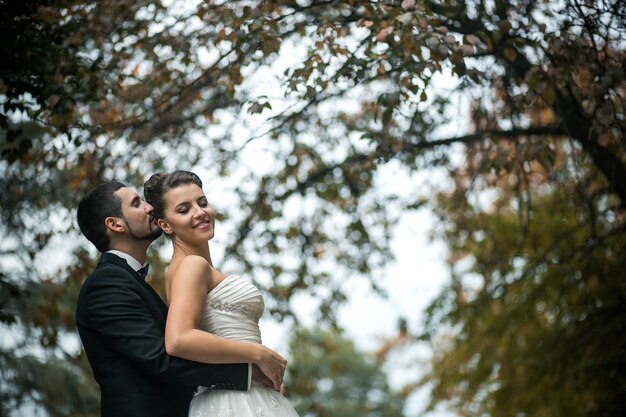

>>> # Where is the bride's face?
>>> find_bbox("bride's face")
[158,183,215,244]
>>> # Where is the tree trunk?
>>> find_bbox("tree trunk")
[554,90,626,209]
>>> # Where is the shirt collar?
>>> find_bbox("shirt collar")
[106,250,144,272]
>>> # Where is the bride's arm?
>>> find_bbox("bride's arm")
[165,255,285,388]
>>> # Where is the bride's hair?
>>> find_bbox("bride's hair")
[143,170,203,220]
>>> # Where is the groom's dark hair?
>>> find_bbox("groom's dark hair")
[77,182,126,252]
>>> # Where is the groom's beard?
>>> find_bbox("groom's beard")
[122,217,162,242]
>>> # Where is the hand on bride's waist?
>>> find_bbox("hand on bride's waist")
[251,345,287,394]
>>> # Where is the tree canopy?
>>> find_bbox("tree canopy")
[422,143,626,416]
[1,0,624,415]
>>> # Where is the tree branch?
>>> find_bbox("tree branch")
[403,124,567,150]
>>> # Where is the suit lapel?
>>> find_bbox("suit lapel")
[99,253,168,324]
[140,279,169,321]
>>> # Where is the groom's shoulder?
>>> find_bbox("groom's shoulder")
[76,261,137,321]
[94,260,133,279]
[77,262,137,310]
[81,260,133,289]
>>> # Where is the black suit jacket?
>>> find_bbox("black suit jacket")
[75,252,248,417]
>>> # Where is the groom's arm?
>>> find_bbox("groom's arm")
[83,266,249,390]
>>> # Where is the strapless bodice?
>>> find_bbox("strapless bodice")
[199,275,264,344]
[190,275,300,417]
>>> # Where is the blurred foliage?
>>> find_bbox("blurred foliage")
[1,0,625,415]
[422,142,626,416]
[287,327,406,417]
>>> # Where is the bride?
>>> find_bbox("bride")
[144,170,300,417]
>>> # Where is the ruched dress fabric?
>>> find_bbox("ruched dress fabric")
[188,275,300,417]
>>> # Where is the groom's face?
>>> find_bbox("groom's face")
[115,187,162,242]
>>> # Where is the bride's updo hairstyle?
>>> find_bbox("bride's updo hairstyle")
[143,170,203,220]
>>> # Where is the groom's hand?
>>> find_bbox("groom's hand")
[254,345,287,391]
[252,365,288,396]
[251,364,274,388]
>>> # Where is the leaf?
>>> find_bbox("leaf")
[396,12,413,25]
[503,47,517,62]
[376,27,392,42]
[47,95,60,108]
[542,86,556,104]
[401,0,416,10]
[465,34,481,45]
[443,34,457,45]
[426,36,439,48]
[460,44,475,55]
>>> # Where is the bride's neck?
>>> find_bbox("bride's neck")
[171,239,213,265]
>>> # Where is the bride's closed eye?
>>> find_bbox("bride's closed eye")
[175,203,191,214]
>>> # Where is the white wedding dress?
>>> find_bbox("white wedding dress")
[189,275,300,417]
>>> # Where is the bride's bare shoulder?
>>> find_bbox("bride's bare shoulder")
[179,255,211,268]
[168,255,211,280]
[169,256,225,291]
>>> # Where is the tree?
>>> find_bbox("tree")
[421,142,626,416]
[1,0,624,415]
[287,327,406,417]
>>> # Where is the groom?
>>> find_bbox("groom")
[75,182,249,417]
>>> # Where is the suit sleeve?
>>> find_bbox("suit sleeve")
[83,266,249,389]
